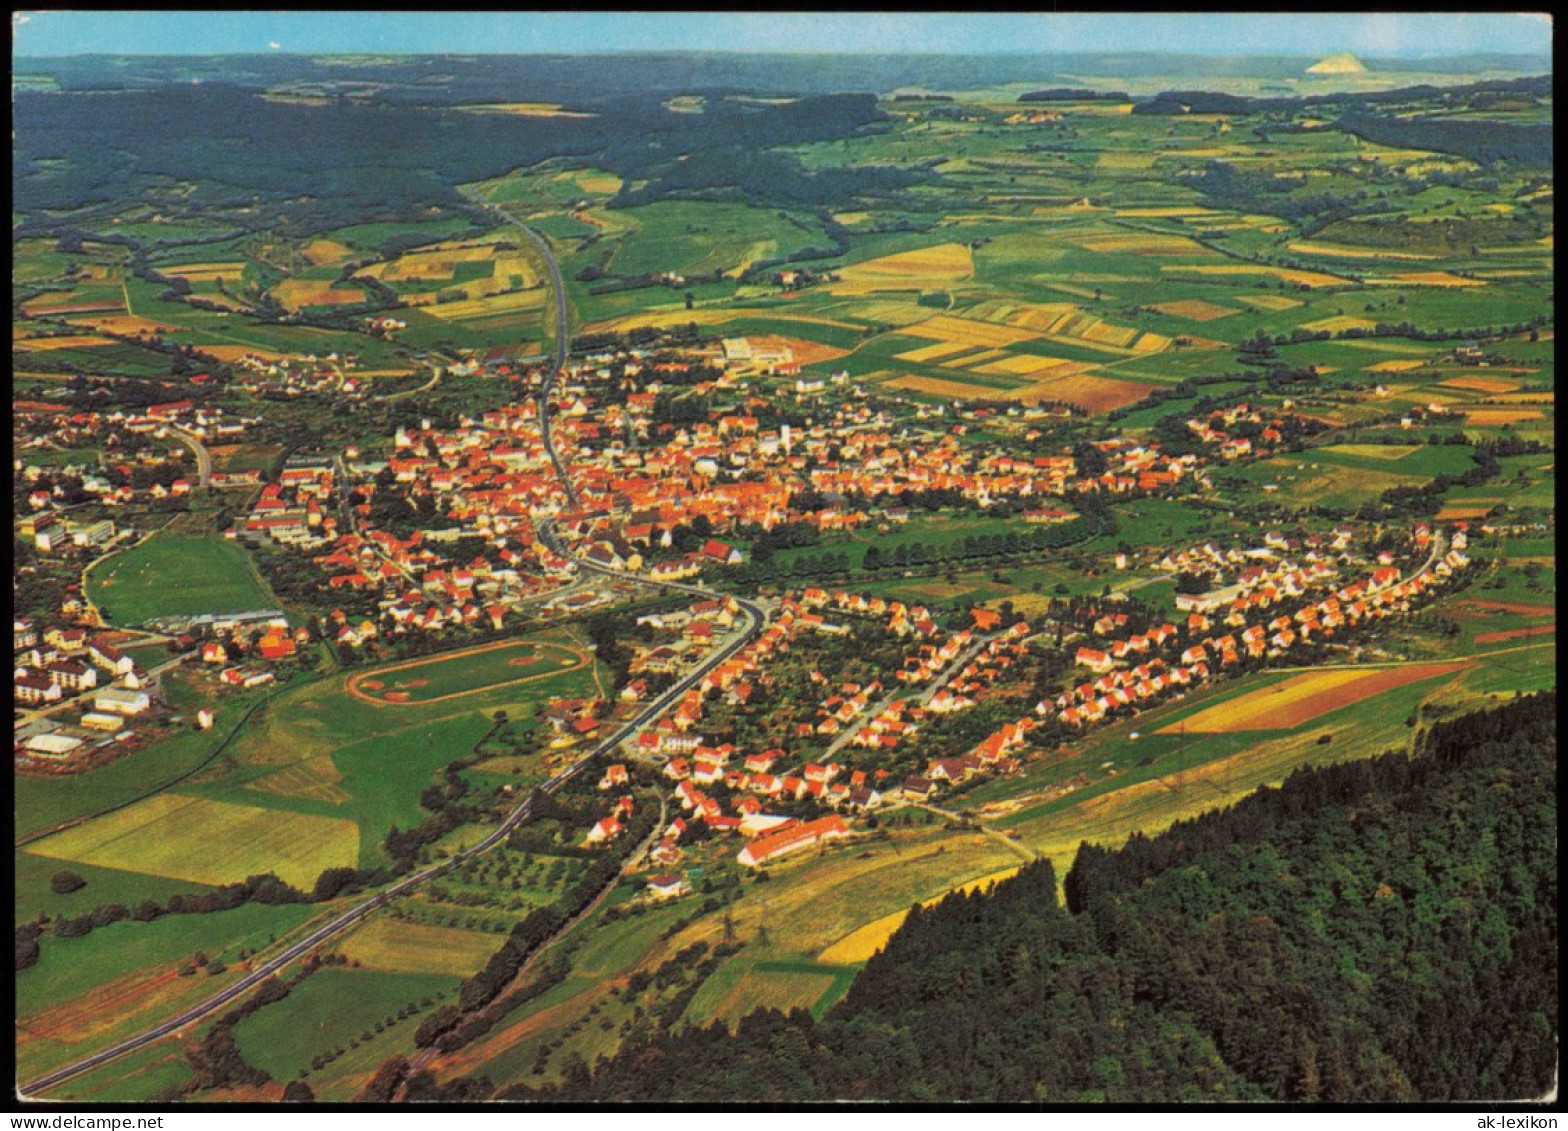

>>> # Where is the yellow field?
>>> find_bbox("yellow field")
[1435,505,1494,521]
[198,344,291,362]
[889,374,1017,401]
[711,969,838,1027]
[248,754,350,805]
[1079,320,1139,347]
[458,101,596,118]
[1324,443,1421,460]
[1077,233,1213,256]
[1374,272,1487,288]
[24,793,358,888]
[974,353,1080,376]
[420,288,546,321]
[575,171,622,194]
[1235,294,1303,311]
[905,314,1041,348]
[15,335,117,351]
[1096,153,1159,170]
[1287,241,1435,260]
[1490,391,1554,403]
[271,280,366,310]
[66,315,176,336]
[942,347,1007,369]
[1131,331,1171,353]
[1169,264,1351,287]
[833,211,871,226]
[1440,375,1520,394]
[302,239,354,266]
[1463,409,1545,425]
[1150,299,1239,321]
[834,243,973,292]
[1368,359,1430,372]
[894,340,974,363]
[595,307,855,334]
[338,917,502,977]
[1160,670,1369,733]
[998,303,1079,332]
[1115,206,1217,217]
[818,866,1021,964]
[163,262,246,281]
[1302,315,1377,332]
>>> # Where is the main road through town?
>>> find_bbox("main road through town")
[20,214,764,1099]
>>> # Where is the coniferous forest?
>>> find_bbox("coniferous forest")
[494,693,1556,1103]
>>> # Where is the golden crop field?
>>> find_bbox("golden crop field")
[1324,443,1421,461]
[24,793,359,888]
[1368,358,1431,372]
[1160,663,1471,734]
[1374,271,1487,288]
[1234,294,1304,311]
[420,288,546,321]
[1436,505,1495,521]
[1440,375,1521,394]
[905,314,1041,348]
[271,280,367,310]
[1115,206,1217,218]
[66,314,176,336]
[1150,299,1239,322]
[15,335,117,351]
[1131,331,1171,353]
[1096,153,1159,170]
[1286,241,1435,260]
[890,374,1018,401]
[198,344,292,362]
[1302,314,1378,332]
[999,303,1079,332]
[1080,320,1140,347]
[1170,264,1351,287]
[1463,409,1545,425]
[162,262,247,281]
[1027,373,1156,412]
[942,347,1007,369]
[1076,232,1215,256]
[338,917,502,977]
[833,243,974,292]
[1490,391,1554,403]
[458,101,596,118]
[895,340,974,363]
[301,238,354,266]
[975,353,1081,377]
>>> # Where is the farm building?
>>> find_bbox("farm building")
[24,733,84,758]
[92,688,152,716]
[79,712,127,732]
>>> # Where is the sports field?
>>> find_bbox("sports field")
[24,793,359,888]
[346,638,590,705]
[86,532,275,625]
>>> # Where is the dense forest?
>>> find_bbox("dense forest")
[13,87,901,232]
[489,692,1556,1103]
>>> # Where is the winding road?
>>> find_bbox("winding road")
[19,212,764,1100]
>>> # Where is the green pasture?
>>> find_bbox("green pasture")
[86,532,275,626]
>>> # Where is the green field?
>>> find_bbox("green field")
[86,532,276,625]
[232,968,460,1083]
[25,792,360,889]
[351,638,587,703]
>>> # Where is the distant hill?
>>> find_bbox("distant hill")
[1306,52,1368,75]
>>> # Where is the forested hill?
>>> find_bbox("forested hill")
[503,692,1557,1103]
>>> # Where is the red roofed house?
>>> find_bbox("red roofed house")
[737,815,849,869]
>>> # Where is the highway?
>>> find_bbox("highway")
[20,207,764,1101]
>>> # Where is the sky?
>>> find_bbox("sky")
[11,11,1555,59]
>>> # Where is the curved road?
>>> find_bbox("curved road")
[20,215,762,1100]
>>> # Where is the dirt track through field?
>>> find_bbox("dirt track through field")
[344,638,590,706]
